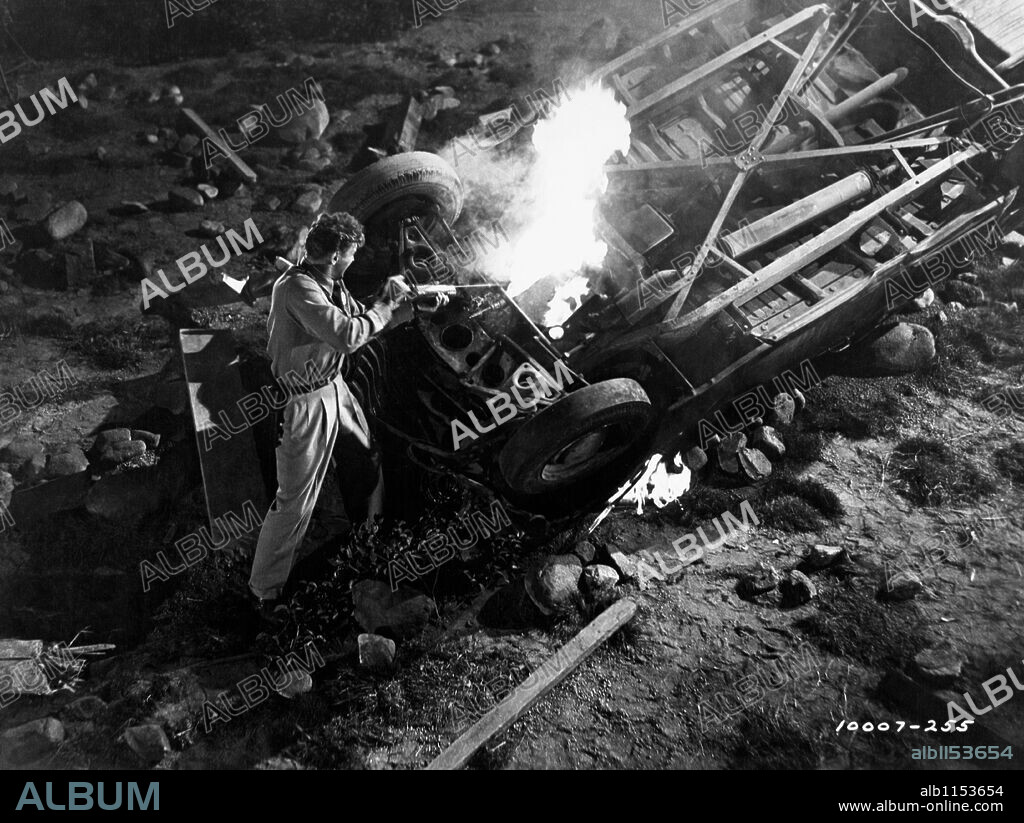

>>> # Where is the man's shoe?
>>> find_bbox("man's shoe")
[255,597,288,626]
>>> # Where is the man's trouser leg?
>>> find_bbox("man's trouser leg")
[249,382,340,600]
[333,382,384,530]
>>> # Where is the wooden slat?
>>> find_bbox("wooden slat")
[629,5,828,118]
[426,599,637,770]
[178,108,258,185]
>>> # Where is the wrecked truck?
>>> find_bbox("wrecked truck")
[324,0,1024,519]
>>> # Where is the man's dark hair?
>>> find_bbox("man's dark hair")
[304,212,365,260]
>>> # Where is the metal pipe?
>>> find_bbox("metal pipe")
[824,67,909,125]
[719,171,874,258]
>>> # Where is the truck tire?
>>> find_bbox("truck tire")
[328,151,464,227]
[497,378,653,497]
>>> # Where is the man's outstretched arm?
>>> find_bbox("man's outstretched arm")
[285,276,394,354]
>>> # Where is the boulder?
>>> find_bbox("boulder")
[291,189,323,215]
[571,539,596,564]
[738,447,772,481]
[780,570,817,606]
[64,695,108,720]
[579,564,619,601]
[358,633,396,673]
[940,280,986,307]
[738,563,781,599]
[607,549,638,582]
[168,186,204,211]
[352,581,435,640]
[717,432,746,474]
[914,647,965,686]
[1,717,65,765]
[268,92,329,145]
[525,554,583,615]
[45,447,89,478]
[883,570,923,601]
[1,438,45,481]
[683,445,708,472]
[85,466,165,523]
[768,393,796,427]
[43,201,88,241]
[750,426,786,460]
[124,724,170,764]
[843,324,937,377]
[805,544,846,570]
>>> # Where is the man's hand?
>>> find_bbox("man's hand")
[382,276,413,303]
[383,300,415,329]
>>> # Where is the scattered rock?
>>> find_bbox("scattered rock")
[197,220,225,238]
[683,445,708,472]
[1,438,45,481]
[738,563,781,598]
[0,717,65,765]
[883,570,923,601]
[275,670,313,698]
[259,195,281,212]
[131,430,161,450]
[750,426,786,460]
[579,564,619,601]
[805,544,846,570]
[124,724,170,764]
[738,447,772,481]
[291,189,323,215]
[525,554,583,614]
[768,393,796,427]
[197,184,219,201]
[607,549,637,581]
[912,288,936,310]
[780,570,817,606]
[168,186,205,211]
[914,647,965,686]
[97,439,146,467]
[791,387,806,411]
[269,89,329,145]
[119,201,150,215]
[43,201,88,241]
[351,581,435,639]
[940,280,986,307]
[358,633,396,673]
[850,323,937,377]
[65,695,108,720]
[717,432,746,474]
[571,539,596,564]
[946,301,965,313]
[45,447,89,478]
[995,301,1019,315]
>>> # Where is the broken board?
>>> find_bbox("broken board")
[180,329,266,535]
[178,108,259,185]
[426,598,637,770]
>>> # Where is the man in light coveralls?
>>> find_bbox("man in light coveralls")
[249,211,413,622]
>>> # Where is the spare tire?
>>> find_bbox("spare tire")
[498,378,654,498]
[328,151,464,228]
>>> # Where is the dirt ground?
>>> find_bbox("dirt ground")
[1,0,1023,770]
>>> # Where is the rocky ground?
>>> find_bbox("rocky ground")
[1,0,1023,770]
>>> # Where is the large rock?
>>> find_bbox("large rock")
[291,188,323,215]
[46,447,89,478]
[751,426,786,460]
[525,554,583,615]
[571,539,596,564]
[0,717,65,765]
[579,564,619,603]
[768,393,796,427]
[85,466,164,523]
[738,563,781,599]
[738,447,772,481]
[914,647,965,686]
[0,438,45,481]
[844,324,936,377]
[684,445,708,472]
[352,581,435,640]
[358,633,396,673]
[805,544,846,570]
[268,92,329,145]
[883,570,923,601]
[124,724,170,764]
[43,201,88,241]
[940,280,986,307]
[717,432,746,474]
[780,570,817,606]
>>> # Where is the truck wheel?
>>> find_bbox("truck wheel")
[328,151,464,227]
[497,379,653,497]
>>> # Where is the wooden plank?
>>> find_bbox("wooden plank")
[180,330,267,533]
[178,108,258,185]
[426,598,637,770]
[583,0,748,86]
[629,5,828,118]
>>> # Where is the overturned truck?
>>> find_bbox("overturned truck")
[327,0,1024,520]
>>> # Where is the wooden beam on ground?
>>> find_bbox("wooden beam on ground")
[178,108,258,185]
[426,598,637,770]
[180,329,267,533]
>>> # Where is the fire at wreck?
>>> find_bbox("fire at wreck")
[317,0,1024,521]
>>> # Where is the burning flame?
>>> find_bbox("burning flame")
[543,275,590,328]
[481,85,631,297]
[618,453,691,514]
